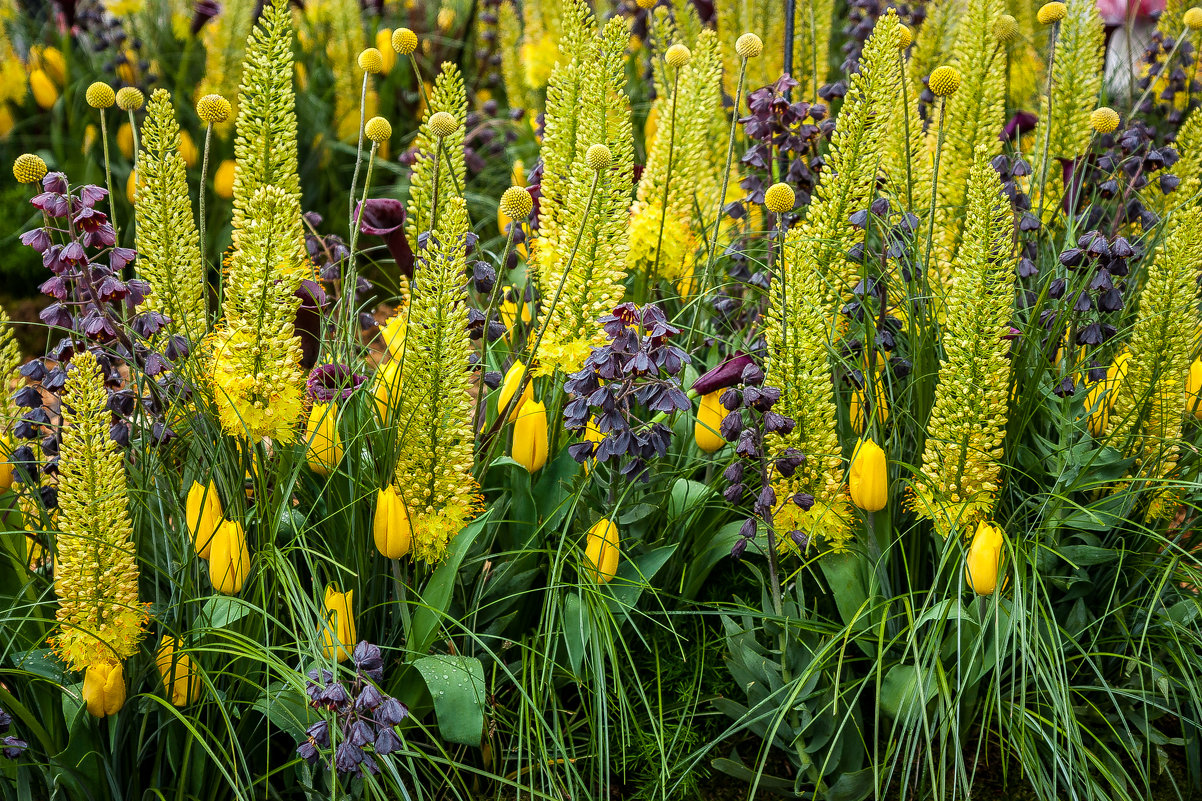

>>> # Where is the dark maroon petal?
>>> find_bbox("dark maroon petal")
[357,198,414,276]
[692,353,755,395]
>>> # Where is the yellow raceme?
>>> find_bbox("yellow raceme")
[695,391,725,453]
[584,518,619,583]
[512,399,548,472]
[964,520,1006,595]
[374,485,413,559]
[186,480,223,559]
[208,519,250,595]
[83,661,126,717]
[156,637,200,706]
[848,437,888,512]
[320,586,356,662]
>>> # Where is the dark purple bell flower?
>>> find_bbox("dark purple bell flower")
[693,353,755,395]
[358,199,415,277]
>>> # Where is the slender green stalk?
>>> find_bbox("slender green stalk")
[198,122,213,273]
[348,72,369,223]
[99,109,118,238]
[344,143,378,363]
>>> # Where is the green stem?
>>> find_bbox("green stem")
[99,109,118,240]
[650,67,682,288]
[198,123,213,277]
[349,73,369,223]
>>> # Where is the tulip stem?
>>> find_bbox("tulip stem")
[391,559,412,635]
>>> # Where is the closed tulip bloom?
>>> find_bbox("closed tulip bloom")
[965,520,1006,595]
[209,519,251,595]
[305,403,343,476]
[83,660,126,717]
[695,391,725,453]
[497,360,532,421]
[29,69,58,109]
[373,485,412,559]
[512,399,548,472]
[584,518,619,583]
[185,480,223,559]
[156,637,200,706]
[0,435,15,492]
[849,437,888,512]
[320,586,356,663]
[214,159,236,199]
[1187,358,1202,419]
[372,359,402,420]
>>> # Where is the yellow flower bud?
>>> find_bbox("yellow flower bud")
[83,660,126,717]
[965,520,1006,595]
[358,47,384,74]
[305,403,343,476]
[665,43,691,68]
[196,94,232,125]
[498,360,532,421]
[636,0,656,8]
[1037,2,1067,24]
[735,32,764,59]
[373,358,403,420]
[156,637,200,706]
[586,143,612,171]
[374,485,413,559]
[365,115,391,143]
[848,437,888,512]
[764,182,795,214]
[320,585,356,662]
[994,14,1020,44]
[209,519,251,595]
[584,518,619,583]
[1187,358,1202,418]
[29,70,58,110]
[500,185,533,220]
[898,24,913,49]
[86,81,115,109]
[392,27,418,55]
[513,399,549,472]
[695,391,726,453]
[185,479,223,559]
[13,153,47,184]
[428,111,458,138]
[213,159,236,199]
[928,65,962,97]
[115,86,143,111]
[1186,6,1202,30]
[126,169,136,205]
[1090,107,1120,134]
[850,380,889,430]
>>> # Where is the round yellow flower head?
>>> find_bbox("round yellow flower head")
[13,153,48,184]
[115,86,144,111]
[392,27,418,55]
[994,14,1020,43]
[764,182,795,214]
[665,43,691,69]
[500,185,534,219]
[735,32,764,58]
[1185,7,1202,30]
[1037,1,1067,24]
[898,25,913,49]
[358,47,384,74]
[428,111,458,138]
[636,0,657,9]
[928,65,962,97]
[586,143,612,171]
[365,116,392,142]
[1090,106,1120,134]
[197,94,232,124]
[86,81,115,109]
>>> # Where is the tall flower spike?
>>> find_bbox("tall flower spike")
[781,9,902,314]
[0,303,21,433]
[136,89,207,341]
[404,63,467,244]
[52,351,148,671]
[912,151,1015,537]
[392,197,480,562]
[231,0,302,252]
[536,12,635,375]
[1109,203,1202,520]
[1030,0,1104,215]
[929,0,1007,291]
[209,186,307,441]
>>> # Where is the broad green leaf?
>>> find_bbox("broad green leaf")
[413,654,486,746]
[199,595,251,630]
[410,511,491,655]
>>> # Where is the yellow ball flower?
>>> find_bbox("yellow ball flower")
[115,86,143,111]
[1090,106,1120,134]
[928,65,962,97]
[500,185,533,220]
[636,0,657,8]
[196,93,232,124]
[848,437,888,512]
[373,485,413,559]
[392,27,418,55]
[1037,1,1067,24]
[695,391,726,453]
[764,182,795,214]
[665,43,691,68]
[965,520,1006,595]
[584,518,620,583]
[428,110,458,138]
[735,32,764,58]
[185,480,223,560]
[214,159,236,199]
[358,47,384,74]
[898,25,913,49]
[209,519,251,595]
[994,14,1020,44]
[320,585,357,662]
[83,661,126,718]
[86,81,115,109]
[13,153,47,183]
[364,115,392,143]
[1185,6,1202,30]
[586,143,612,171]
[512,399,549,473]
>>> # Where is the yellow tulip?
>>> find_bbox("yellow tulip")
[40,47,66,85]
[126,169,136,205]
[584,518,619,583]
[376,28,396,73]
[848,437,888,512]
[178,129,198,168]
[320,585,356,662]
[0,104,14,139]
[965,520,1006,595]
[850,379,889,431]
[83,660,126,717]
[373,485,412,559]
[1187,358,1202,419]
[116,122,133,159]
[694,391,726,453]
[185,479,223,559]
[497,360,532,422]
[305,402,343,476]
[582,416,603,474]
[500,298,532,336]
[213,159,235,199]
[0,435,15,492]
[1087,350,1131,436]
[512,399,548,472]
[29,69,58,109]
[208,519,250,595]
[372,359,403,420]
[156,637,200,706]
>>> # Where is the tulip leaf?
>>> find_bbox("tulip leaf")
[249,680,317,741]
[668,478,712,521]
[413,654,486,746]
[682,520,748,599]
[199,595,251,630]
[563,591,589,676]
[410,511,491,656]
